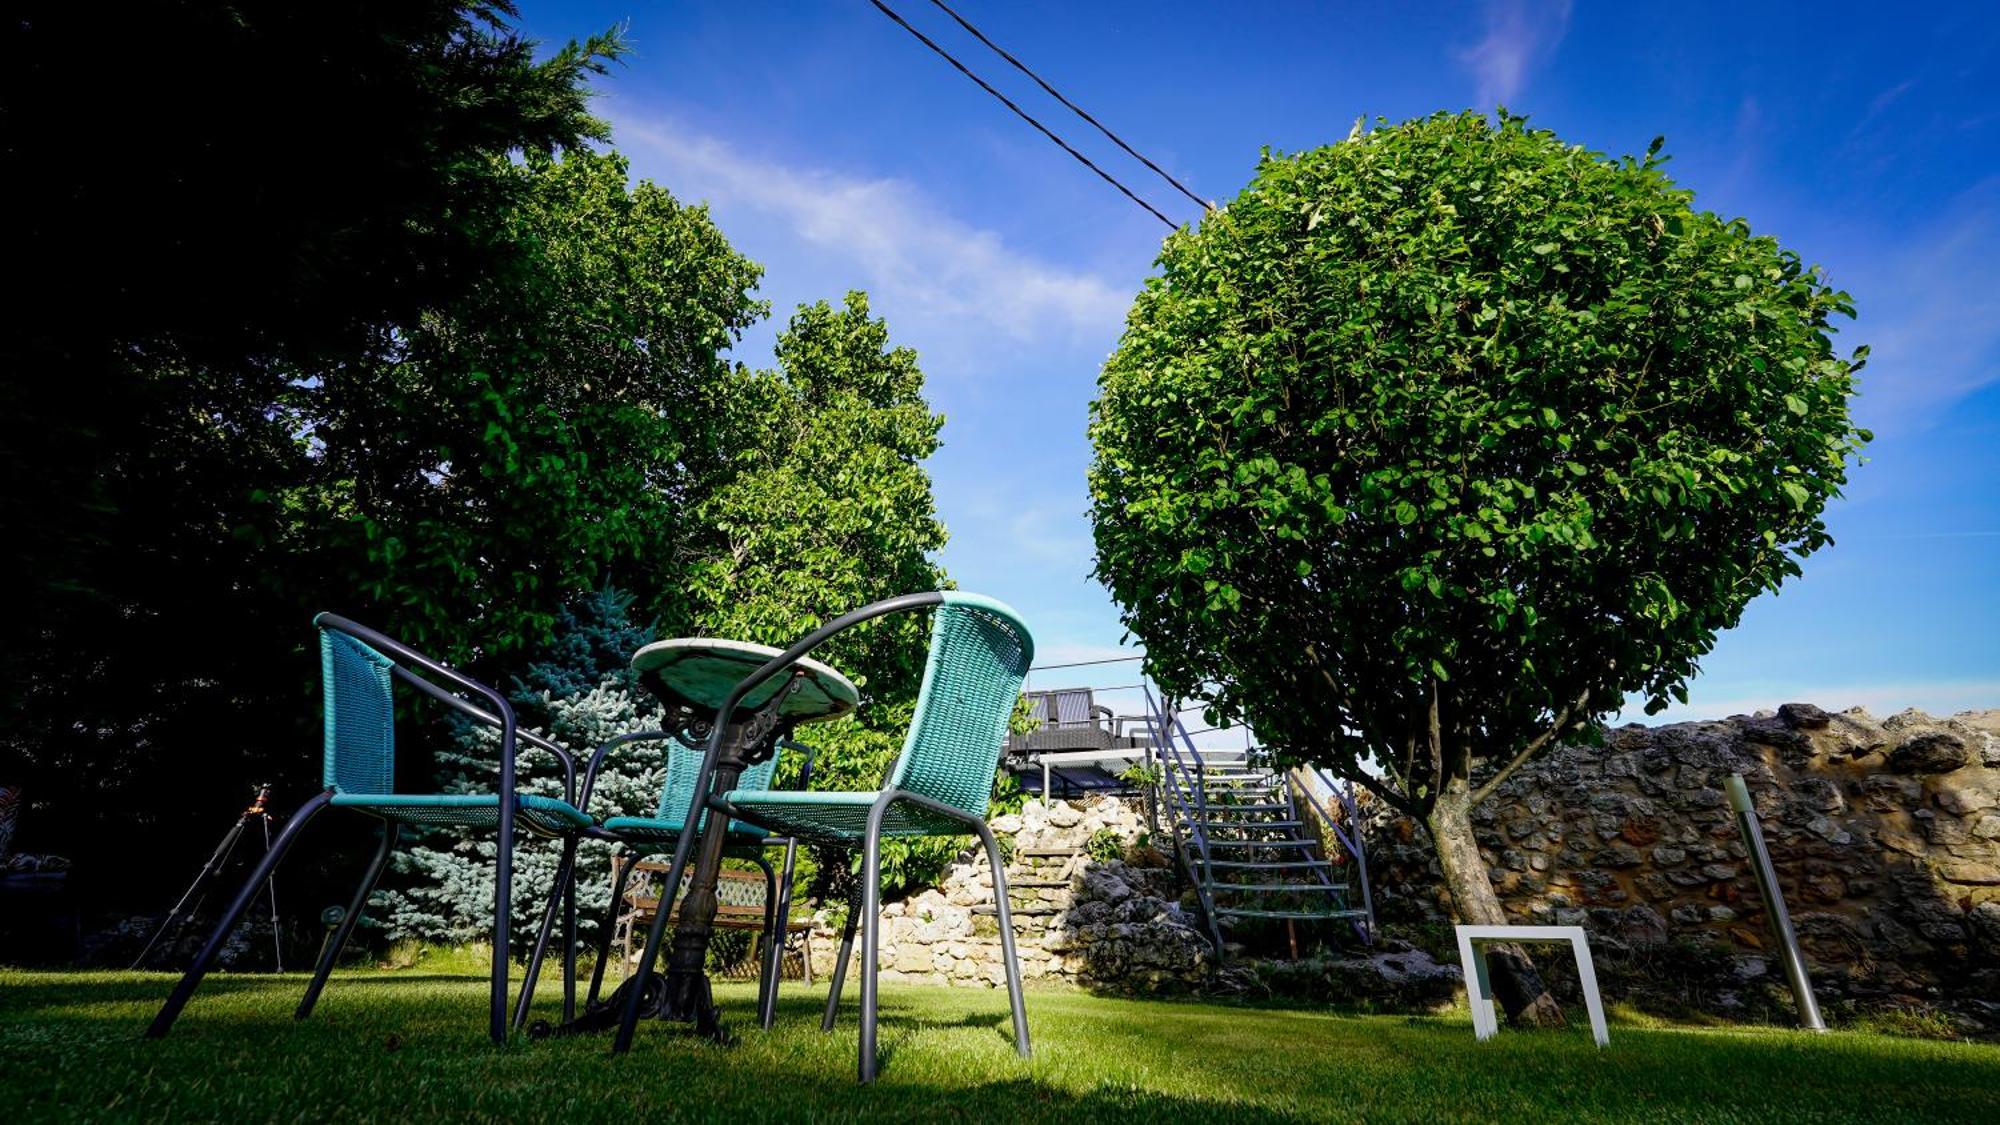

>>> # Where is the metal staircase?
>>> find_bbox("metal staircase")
[1141,690,1373,955]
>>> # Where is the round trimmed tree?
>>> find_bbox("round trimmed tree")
[1088,112,1867,1021]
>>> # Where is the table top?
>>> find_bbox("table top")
[631,637,858,723]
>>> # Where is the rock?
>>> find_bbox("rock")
[1970,902,2000,948]
[1936,784,1997,817]
[1047,802,1082,828]
[1888,729,1970,775]
[1599,843,1644,868]
[1938,862,2000,886]
[1731,955,1769,981]
[1779,702,1832,729]
[1621,905,1670,945]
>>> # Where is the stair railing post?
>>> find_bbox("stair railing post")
[1317,767,1376,945]
[1147,688,1224,952]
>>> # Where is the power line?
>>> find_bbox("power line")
[867,0,1180,230]
[1028,654,1145,671]
[924,0,1211,214]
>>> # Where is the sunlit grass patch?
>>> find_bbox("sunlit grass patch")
[1,968,1994,1123]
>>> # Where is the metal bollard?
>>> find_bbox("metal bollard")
[1726,774,1826,1032]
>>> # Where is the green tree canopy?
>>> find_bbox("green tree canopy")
[1089,112,1867,1014]
[1,3,625,660]
[0,147,765,890]
[689,293,949,699]
[300,149,768,657]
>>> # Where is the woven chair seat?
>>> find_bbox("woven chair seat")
[601,814,769,844]
[723,790,968,842]
[329,793,590,836]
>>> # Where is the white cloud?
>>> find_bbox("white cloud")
[1007,506,1095,570]
[609,110,1129,343]
[1852,184,2000,432]
[1455,0,1574,107]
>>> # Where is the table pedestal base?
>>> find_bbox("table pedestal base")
[527,968,729,1043]
[656,966,728,1042]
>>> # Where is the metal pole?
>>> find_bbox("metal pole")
[258,806,283,972]
[1726,774,1825,1032]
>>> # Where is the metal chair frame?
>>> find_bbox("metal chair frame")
[608,591,1033,1083]
[146,613,585,1045]
[567,731,814,1033]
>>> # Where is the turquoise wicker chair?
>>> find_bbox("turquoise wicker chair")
[146,614,589,1045]
[573,732,811,1032]
[610,591,1033,1083]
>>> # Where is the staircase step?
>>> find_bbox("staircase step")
[1216,906,1369,921]
[973,904,1061,916]
[1200,858,1333,870]
[1192,819,1306,831]
[1007,879,1071,889]
[1015,847,1082,857]
[1190,803,1290,813]
[1207,881,1349,894]
[1201,839,1315,849]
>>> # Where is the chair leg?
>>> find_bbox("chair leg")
[513,835,577,1031]
[762,840,799,1031]
[613,837,698,1054]
[977,821,1032,1058]
[562,845,578,1024]
[750,853,779,1030]
[587,850,639,1009]
[859,803,889,1084]
[147,790,334,1039]
[491,802,516,1046]
[295,821,398,1021]
[821,880,862,1032]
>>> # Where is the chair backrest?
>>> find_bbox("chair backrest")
[320,628,398,795]
[658,737,781,829]
[1046,688,1096,728]
[886,593,1035,820]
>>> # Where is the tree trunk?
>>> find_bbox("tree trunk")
[1425,775,1565,1028]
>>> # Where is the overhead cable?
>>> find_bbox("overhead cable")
[924,0,1211,213]
[867,0,1179,229]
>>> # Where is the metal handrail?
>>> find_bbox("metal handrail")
[1278,771,1340,894]
[1310,767,1377,942]
[1142,687,1225,951]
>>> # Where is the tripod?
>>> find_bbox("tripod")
[131,784,284,971]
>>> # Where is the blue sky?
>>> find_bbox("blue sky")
[523,1,1999,734]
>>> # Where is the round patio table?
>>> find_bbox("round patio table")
[620,637,858,1039]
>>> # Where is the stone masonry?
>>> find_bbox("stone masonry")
[806,795,1214,991]
[1367,705,2000,1030]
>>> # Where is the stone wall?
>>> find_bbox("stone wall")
[1367,705,2000,1031]
[806,795,1214,991]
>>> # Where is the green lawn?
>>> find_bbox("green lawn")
[1,967,1995,1123]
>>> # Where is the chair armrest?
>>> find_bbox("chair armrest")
[775,737,817,790]
[578,729,679,810]
[681,593,948,841]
